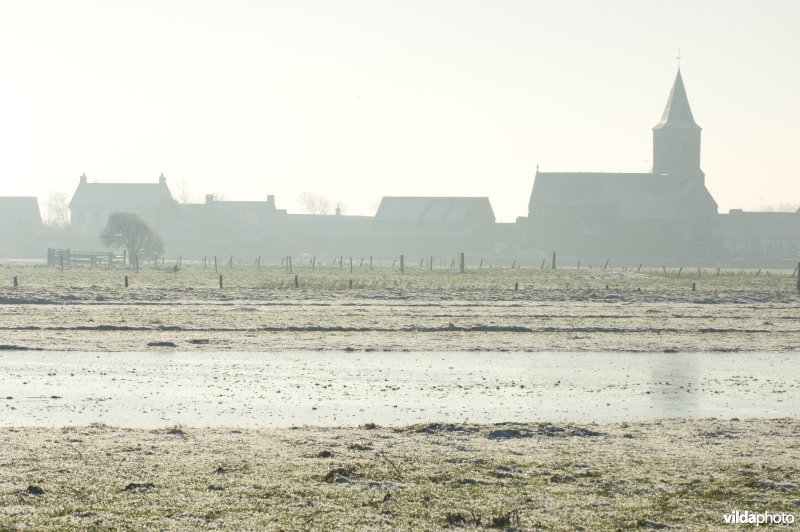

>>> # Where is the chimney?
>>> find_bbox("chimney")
[80,173,87,184]
[205,194,215,204]
[266,195,275,209]
[159,173,166,185]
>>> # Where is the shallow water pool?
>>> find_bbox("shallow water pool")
[0,351,797,427]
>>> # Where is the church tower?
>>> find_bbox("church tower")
[652,69,703,179]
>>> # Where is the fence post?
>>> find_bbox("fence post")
[350,257,353,273]
[400,254,404,274]
[295,274,299,288]
[219,275,223,289]
[370,256,373,270]
[430,256,433,271]
[460,252,465,273]
[214,256,218,273]
[13,276,18,288]
[552,252,556,270]
[124,275,128,288]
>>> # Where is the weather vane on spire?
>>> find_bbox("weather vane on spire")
[676,48,683,68]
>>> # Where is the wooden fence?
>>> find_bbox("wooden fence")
[47,248,126,269]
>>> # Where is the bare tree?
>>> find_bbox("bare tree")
[171,179,197,204]
[43,192,69,227]
[100,212,164,269]
[756,202,800,212]
[297,191,331,215]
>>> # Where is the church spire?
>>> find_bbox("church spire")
[653,69,700,130]
[651,69,703,178]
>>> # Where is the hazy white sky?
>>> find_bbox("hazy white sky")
[1,0,798,221]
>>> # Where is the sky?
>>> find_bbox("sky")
[1,0,799,222]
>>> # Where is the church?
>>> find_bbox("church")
[527,70,720,260]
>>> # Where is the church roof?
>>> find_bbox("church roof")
[528,171,716,219]
[653,69,700,130]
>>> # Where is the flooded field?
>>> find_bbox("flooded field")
[1,264,798,529]
[2,351,798,427]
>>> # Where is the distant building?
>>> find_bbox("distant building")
[164,194,287,257]
[370,197,495,256]
[528,70,719,259]
[495,217,528,255]
[0,197,41,226]
[68,173,177,239]
[719,209,800,260]
[0,196,43,258]
[283,212,373,256]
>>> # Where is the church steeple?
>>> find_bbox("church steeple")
[652,69,703,178]
[654,69,699,130]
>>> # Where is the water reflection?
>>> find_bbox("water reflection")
[648,353,698,417]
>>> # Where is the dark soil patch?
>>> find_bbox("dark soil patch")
[26,485,45,496]
[124,482,155,493]
[323,467,357,483]
[147,341,178,348]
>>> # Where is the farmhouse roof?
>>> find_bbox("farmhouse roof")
[69,180,175,210]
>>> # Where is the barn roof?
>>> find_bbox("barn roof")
[374,197,495,224]
[0,197,42,224]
